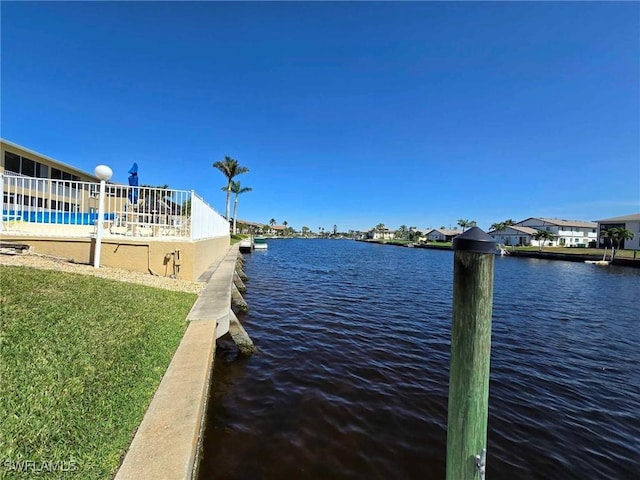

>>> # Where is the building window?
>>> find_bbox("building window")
[36,163,49,178]
[21,158,35,177]
[3,152,50,178]
[4,152,21,173]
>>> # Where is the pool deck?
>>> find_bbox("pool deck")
[115,244,241,480]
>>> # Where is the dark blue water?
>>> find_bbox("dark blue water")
[199,239,640,479]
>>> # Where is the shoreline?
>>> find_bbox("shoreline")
[356,239,640,268]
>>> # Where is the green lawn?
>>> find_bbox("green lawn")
[230,234,247,244]
[512,246,639,259]
[0,266,197,479]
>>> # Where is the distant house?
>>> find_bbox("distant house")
[595,213,640,250]
[412,228,427,242]
[515,217,598,247]
[488,225,539,246]
[367,228,395,240]
[236,220,263,235]
[268,225,286,236]
[425,228,461,242]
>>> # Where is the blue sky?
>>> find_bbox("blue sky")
[2,1,638,232]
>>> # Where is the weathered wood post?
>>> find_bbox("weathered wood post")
[447,227,496,480]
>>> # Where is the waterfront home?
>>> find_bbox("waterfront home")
[513,217,598,248]
[488,225,539,246]
[424,228,461,242]
[367,228,395,240]
[268,225,286,236]
[236,219,264,235]
[595,213,640,250]
[1,139,229,280]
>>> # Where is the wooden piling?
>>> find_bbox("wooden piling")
[446,227,496,480]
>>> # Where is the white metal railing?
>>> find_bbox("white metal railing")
[1,172,229,240]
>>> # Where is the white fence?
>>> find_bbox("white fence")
[190,192,231,240]
[1,172,229,240]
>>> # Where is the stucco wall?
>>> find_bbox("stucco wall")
[0,235,230,281]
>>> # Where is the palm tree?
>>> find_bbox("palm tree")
[373,223,386,240]
[302,226,310,237]
[213,156,249,221]
[603,227,635,261]
[396,225,409,239]
[283,220,288,236]
[490,219,515,233]
[613,228,634,260]
[457,219,477,232]
[222,180,252,235]
[533,230,556,252]
[490,219,515,245]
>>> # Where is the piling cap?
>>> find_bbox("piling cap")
[452,227,496,254]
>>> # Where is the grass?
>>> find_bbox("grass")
[230,234,248,244]
[511,246,639,259]
[0,266,197,479]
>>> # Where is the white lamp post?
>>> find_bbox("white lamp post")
[93,165,113,268]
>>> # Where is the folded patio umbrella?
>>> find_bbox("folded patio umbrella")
[128,163,139,204]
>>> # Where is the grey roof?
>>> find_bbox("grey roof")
[519,217,597,228]
[489,225,538,235]
[509,225,539,235]
[595,213,640,223]
[426,228,462,236]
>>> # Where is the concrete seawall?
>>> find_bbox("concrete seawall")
[115,243,253,480]
[508,250,640,268]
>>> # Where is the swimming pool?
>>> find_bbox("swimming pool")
[2,210,115,225]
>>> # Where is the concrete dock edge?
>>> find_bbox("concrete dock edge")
[115,244,244,480]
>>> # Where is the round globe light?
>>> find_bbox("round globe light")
[94,165,113,181]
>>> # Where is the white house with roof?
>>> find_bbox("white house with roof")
[512,217,598,247]
[595,213,640,250]
[367,228,395,240]
[425,228,461,242]
[488,225,539,246]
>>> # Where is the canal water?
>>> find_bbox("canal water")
[199,239,640,479]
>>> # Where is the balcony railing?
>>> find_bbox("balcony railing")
[1,172,229,240]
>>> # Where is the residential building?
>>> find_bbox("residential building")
[1,139,229,280]
[2,139,100,182]
[235,220,264,235]
[513,217,598,247]
[488,225,539,246]
[424,228,461,242]
[367,228,395,240]
[268,225,286,236]
[595,213,640,250]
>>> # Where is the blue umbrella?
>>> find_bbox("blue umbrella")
[128,163,139,204]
